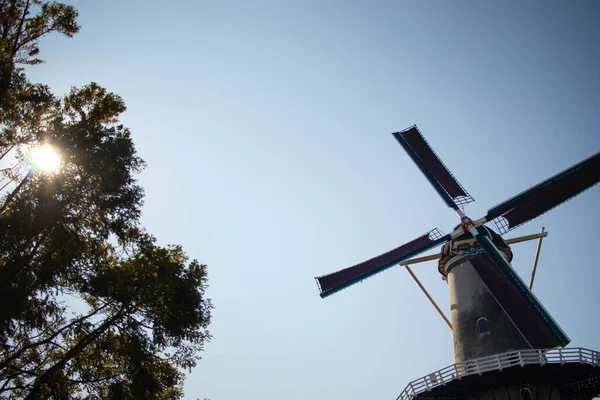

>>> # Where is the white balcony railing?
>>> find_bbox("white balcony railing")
[396,347,600,400]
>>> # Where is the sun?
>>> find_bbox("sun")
[31,145,61,173]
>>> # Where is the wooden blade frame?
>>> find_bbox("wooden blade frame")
[486,151,600,233]
[315,229,449,298]
[393,126,474,210]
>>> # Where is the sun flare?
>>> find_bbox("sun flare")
[31,145,61,173]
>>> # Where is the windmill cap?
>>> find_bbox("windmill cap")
[438,227,513,276]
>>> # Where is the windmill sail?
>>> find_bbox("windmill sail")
[487,151,600,233]
[316,229,448,298]
[393,126,474,210]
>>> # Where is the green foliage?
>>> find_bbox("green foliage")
[0,0,78,140]
[0,0,79,67]
[0,82,146,335]
[1,230,212,399]
[0,2,213,399]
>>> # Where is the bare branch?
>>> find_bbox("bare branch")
[11,0,30,57]
[0,303,109,371]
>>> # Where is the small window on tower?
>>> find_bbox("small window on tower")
[476,317,489,333]
[519,387,532,400]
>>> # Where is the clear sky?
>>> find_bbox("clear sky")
[28,1,600,399]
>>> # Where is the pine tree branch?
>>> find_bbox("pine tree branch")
[0,303,109,371]
[11,0,29,57]
[0,171,29,214]
[23,305,131,400]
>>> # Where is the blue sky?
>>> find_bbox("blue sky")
[28,1,600,399]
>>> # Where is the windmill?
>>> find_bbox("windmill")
[315,125,600,399]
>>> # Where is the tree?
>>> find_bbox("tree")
[0,0,79,151]
[0,0,78,100]
[1,228,212,399]
[0,82,146,339]
[0,2,213,398]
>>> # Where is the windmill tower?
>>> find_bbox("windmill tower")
[315,126,600,400]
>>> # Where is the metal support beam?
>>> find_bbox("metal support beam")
[404,265,452,330]
[528,227,546,290]
[400,253,440,266]
[505,231,548,245]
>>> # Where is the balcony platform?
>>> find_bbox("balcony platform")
[397,348,600,400]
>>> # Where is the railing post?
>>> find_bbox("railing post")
[496,355,502,371]
[559,348,565,365]
[454,364,461,380]
[579,348,583,364]
[538,349,544,366]
[519,351,524,367]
